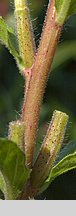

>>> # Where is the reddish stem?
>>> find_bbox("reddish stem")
[22,0,61,168]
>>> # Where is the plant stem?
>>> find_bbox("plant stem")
[55,0,71,24]
[14,0,36,69]
[18,179,37,200]
[19,110,68,199]
[30,110,68,188]
[22,0,61,168]
[8,120,25,152]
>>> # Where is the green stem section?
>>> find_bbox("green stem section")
[14,0,36,69]
[20,110,68,199]
[8,120,25,152]
[22,0,61,168]
[30,110,68,188]
[55,0,71,24]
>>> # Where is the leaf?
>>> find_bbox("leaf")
[49,152,76,181]
[68,0,76,17]
[39,142,76,194]
[55,0,76,24]
[56,141,76,163]
[0,16,8,44]
[0,139,30,200]
[52,41,76,71]
[0,17,23,71]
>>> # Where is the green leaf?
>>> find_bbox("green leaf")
[39,142,76,194]
[56,141,76,163]
[55,0,76,24]
[49,152,76,181]
[0,17,23,71]
[0,17,8,44]
[68,1,76,17]
[0,139,30,200]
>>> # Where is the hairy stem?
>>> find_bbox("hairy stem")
[8,120,25,152]
[22,0,61,168]
[55,0,71,24]
[14,0,36,69]
[19,110,68,199]
[30,110,68,188]
[18,180,37,200]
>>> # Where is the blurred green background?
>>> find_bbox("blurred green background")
[0,0,76,199]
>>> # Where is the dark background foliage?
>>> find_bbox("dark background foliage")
[0,0,76,199]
